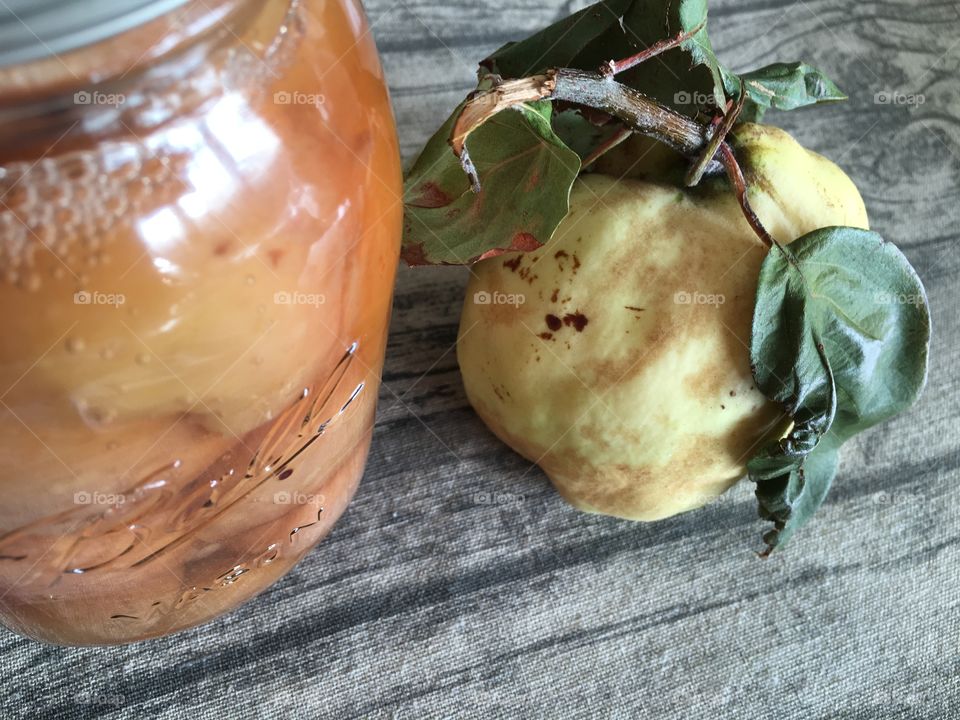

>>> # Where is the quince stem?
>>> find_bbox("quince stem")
[599,21,706,78]
[450,66,779,249]
[685,86,745,187]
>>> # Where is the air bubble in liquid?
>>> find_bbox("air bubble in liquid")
[74,399,117,428]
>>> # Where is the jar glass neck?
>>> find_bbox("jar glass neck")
[0,0,293,157]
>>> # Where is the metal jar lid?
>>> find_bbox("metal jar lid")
[0,0,192,67]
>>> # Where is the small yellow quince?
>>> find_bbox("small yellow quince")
[457,124,869,520]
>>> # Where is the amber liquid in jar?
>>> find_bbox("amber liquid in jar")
[0,0,400,644]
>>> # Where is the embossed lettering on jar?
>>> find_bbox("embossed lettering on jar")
[0,0,401,644]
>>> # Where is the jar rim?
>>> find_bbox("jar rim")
[0,0,192,68]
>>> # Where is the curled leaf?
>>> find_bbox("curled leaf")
[450,73,558,190]
[748,227,931,553]
[402,101,580,265]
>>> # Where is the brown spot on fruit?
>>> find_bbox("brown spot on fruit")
[550,289,559,303]
[213,241,231,256]
[267,249,284,268]
[686,361,734,402]
[539,332,553,340]
[562,312,588,332]
[545,314,562,331]
[503,255,522,272]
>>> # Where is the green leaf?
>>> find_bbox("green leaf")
[748,227,931,553]
[724,62,846,122]
[402,101,580,265]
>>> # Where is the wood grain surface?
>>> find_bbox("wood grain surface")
[3,0,960,718]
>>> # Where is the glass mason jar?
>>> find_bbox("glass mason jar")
[0,0,400,644]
